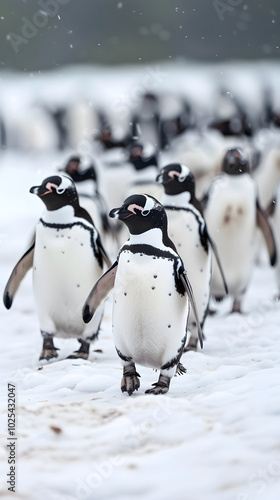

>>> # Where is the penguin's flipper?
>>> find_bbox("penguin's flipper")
[83,261,118,323]
[180,269,203,349]
[3,242,35,309]
[205,227,228,295]
[266,198,276,217]
[94,231,111,269]
[256,199,277,266]
[200,190,209,210]
[97,193,111,233]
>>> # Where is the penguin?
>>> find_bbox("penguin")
[126,142,163,201]
[266,183,280,297]
[93,110,134,216]
[44,105,69,150]
[3,174,111,361]
[157,163,228,350]
[254,145,280,210]
[83,194,203,395]
[261,84,280,129]
[130,92,160,148]
[209,88,252,137]
[159,97,192,151]
[95,110,132,151]
[60,155,113,249]
[204,148,277,313]
[0,113,6,150]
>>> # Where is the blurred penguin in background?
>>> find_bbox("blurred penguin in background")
[127,142,162,200]
[157,162,227,350]
[266,184,280,299]
[60,155,114,254]
[204,147,276,313]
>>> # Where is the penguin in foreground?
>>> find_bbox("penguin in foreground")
[157,163,228,350]
[83,194,203,395]
[3,174,111,360]
[204,148,277,313]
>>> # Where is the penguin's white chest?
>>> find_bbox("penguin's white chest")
[113,250,189,368]
[33,221,102,336]
[166,208,211,322]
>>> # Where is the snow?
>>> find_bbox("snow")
[1,154,280,500]
[1,65,280,500]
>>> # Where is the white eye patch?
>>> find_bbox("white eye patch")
[58,175,73,191]
[142,195,156,212]
[127,196,156,216]
[178,164,190,182]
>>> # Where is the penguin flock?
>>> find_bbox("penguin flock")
[3,67,280,395]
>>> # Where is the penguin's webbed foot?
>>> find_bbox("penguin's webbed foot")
[176,362,187,375]
[145,374,170,395]
[121,364,141,396]
[39,337,59,361]
[67,339,90,360]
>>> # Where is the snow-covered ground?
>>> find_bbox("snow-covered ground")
[1,63,280,500]
[1,154,280,500]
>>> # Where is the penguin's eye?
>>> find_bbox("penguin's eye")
[57,188,65,195]
[142,210,150,217]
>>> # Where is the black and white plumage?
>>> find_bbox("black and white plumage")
[204,148,277,313]
[266,183,280,297]
[126,143,162,201]
[83,193,202,395]
[157,163,227,350]
[3,174,111,361]
[60,155,113,248]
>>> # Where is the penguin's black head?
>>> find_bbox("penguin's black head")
[222,148,250,176]
[65,156,81,175]
[156,163,195,196]
[130,143,144,159]
[109,194,167,235]
[30,174,79,211]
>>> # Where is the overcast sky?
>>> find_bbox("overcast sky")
[0,0,279,71]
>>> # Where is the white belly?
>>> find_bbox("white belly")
[113,251,189,369]
[33,222,104,338]
[205,175,257,296]
[166,208,211,326]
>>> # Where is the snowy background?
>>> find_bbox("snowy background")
[1,63,280,500]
